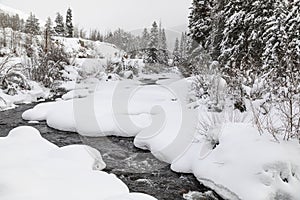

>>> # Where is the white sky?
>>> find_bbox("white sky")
[0,0,191,33]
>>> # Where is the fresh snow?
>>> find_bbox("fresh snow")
[0,82,50,111]
[22,78,300,200]
[0,126,156,200]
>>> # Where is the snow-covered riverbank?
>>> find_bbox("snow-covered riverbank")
[0,103,221,200]
[21,77,300,200]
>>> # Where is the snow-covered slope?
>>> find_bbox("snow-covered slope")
[0,3,29,19]
[55,37,121,59]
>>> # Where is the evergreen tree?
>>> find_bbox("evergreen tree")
[24,12,40,35]
[73,25,79,38]
[44,17,54,52]
[179,32,189,62]
[188,0,213,49]
[11,14,21,31]
[45,17,55,36]
[65,8,74,38]
[148,21,159,49]
[141,28,149,49]
[173,38,180,65]
[147,21,159,63]
[157,28,168,64]
[262,0,288,73]
[158,21,163,49]
[161,29,167,50]
[54,12,65,36]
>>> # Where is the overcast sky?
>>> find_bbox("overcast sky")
[0,0,191,33]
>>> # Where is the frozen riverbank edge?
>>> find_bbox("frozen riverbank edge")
[0,103,222,200]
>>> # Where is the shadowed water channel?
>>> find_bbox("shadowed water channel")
[0,102,223,200]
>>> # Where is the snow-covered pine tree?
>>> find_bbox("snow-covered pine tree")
[270,0,300,140]
[11,14,22,31]
[209,0,225,61]
[179,32,189,62]
[147,21,159,63]
[217,0,256,111]
[157,28,168,64]
[65,8,73,38]
[24,12,40,35]
[173,38,180,65]
[44,17,54,53]
[54,12,65,36]
[141,28,149,50]
[161,28,167,50]
[188,0,213,49]
[158,21,163,50]
[262,0,288,75]
[73,26,79,38]
[148,21,159,49]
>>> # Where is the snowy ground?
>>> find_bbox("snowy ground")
[21,75,300,200]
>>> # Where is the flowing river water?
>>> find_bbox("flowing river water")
[0,76,224,199]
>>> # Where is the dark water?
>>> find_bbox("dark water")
[0,104,223,200]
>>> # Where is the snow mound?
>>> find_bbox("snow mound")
[0,126,156,200]
[172,123,300,200]
[0,81,50,111]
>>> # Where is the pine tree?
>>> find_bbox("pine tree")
[157,28,168,64]
[262,1,288,73]
[188,0,213,49]
[44,17,54,52]
[148,21,159,49]
[161,29,167,50]
[146,21,160,63]
[45,17,55,36]
[73,25,79,38]
[54,12,65,36]
[141,28,149,49]
[65,8,73,38]
[24,12,40,35]
[158,21,163,49]
[179,32,189,62]
[11,14,21,31]
[173,38,180,65]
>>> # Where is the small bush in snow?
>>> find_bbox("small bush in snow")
[0,56,30,95]
[26,45,69,88]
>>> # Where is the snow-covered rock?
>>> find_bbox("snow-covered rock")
[0,126,156,200]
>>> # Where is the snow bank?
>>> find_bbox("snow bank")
[172,123,300,200]
[22,78,300,199]
[23,79,194,163]
[0,82,50,111]
[0,126,156,200]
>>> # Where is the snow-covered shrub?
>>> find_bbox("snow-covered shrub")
[198,107,250,136]
[250,61,300,142]
[0,56,30,95]
[142,63,169,74]
[105,60,122,75]
[76,59,105,79]
[188,75,209,103]
[188,62,227,112]
[27,45,69,88]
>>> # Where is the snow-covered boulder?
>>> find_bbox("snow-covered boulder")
[0,126,156,200]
